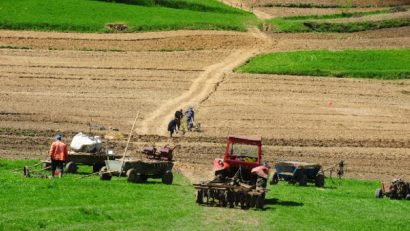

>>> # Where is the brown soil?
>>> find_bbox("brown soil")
[0,18,409,183]
[244,0,409,7]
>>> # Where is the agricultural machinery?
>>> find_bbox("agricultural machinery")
[271,161,325,187]
[141,144,179,161]
[42,132,120,174]
[99,144,177,184]
[375,179,410,200]
[194,135,269,209]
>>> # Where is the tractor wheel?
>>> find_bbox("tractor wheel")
[196,189,204,204]
[375,188,383,198]
[65,161,77,174]
[126,169,137,183]
[298,174,307,186]
[162,170,173,185]
[315,174,325,187]
[256,193,265,209]
[167,153,173,161]
[270,172,279,185]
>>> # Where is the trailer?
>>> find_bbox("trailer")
[271,161,324,187]
[99,159,174,184]
[42,150,121,174]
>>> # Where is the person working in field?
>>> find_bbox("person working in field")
[185,106,195,131]
[49,133,68,178]
[174,109,185,135]
[167,118,178,137]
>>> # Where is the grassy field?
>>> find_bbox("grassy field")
[0,0,256,32]
[235,49,410,79]
[1,160,410,230]
[268,10,410,33]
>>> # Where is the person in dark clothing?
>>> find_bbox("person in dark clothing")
[174,109,183,132]
[168,119,177,137]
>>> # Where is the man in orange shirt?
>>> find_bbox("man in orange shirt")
[49,133,68,177]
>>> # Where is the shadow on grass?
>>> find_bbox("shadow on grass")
[265,198,304,207]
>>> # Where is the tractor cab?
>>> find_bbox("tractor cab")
[224,135,261,166]
[213,135,262,175]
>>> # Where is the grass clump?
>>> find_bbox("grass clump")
[236,49,410,79]
[0,0,256,33]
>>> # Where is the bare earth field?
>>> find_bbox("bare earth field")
[244,0,409,7]
[0,26,409,183]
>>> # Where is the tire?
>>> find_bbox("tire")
[375,188,383,198]
[405,194,410,200]
[255,193,265,209]
[298,174,307,186]
[196,189,204,204]
[315,174,325,187]
[92,164,103,173]
[99,172,112,181]
[270,172,279,185]
[162,170,173,185]
[65,161,77,174]
[126,169,136,183]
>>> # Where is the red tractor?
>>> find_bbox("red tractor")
[194,135,269,209]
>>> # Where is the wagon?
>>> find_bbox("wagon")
[42,150,121,174]
[270,161,324,187]
[99,159,174,184]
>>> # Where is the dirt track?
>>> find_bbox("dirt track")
[0,23,409,182]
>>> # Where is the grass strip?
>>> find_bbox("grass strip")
[235,49,410,79]
[268,17,410,33]
[0,0,256,33]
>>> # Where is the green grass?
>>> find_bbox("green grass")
[283,9,388,20]
[0,0,257,32]
[1,160,410,230]
[268,9,410,33]
[235,49,410,79]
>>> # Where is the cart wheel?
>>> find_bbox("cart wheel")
[255,193,265,209]
[315,174,325,187]
[92,164,103,173]
[126,169,137,183]
[196,189,204,204]
[406,194,410,200]
[65,161,77,174]
[162,170,173,185]
[298,174,307,186]
[375,188,383,198]
[270,172,279,185]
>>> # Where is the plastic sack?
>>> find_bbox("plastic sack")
[70,132,102,153]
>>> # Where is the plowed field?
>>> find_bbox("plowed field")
[0,26,409,183]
